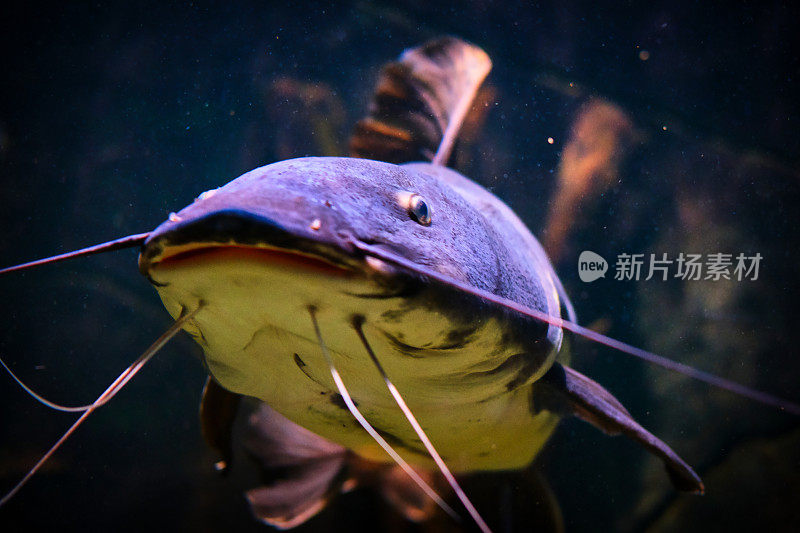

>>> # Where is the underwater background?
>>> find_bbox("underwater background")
[1,1,798,531]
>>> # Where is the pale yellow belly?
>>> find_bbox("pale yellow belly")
[150,251,561,472]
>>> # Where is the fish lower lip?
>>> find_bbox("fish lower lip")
[151,245,354,276]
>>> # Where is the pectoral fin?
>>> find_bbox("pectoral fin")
[199,376,241,474]
[376,464,443,523]
[536,362,704,494]
[243,402,351,529]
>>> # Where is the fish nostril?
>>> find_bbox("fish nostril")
[334,229,361,255]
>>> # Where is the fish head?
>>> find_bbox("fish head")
[139,155,550,345]
[138,157,561,461]
[140,156,503,282]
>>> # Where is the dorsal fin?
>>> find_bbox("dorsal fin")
[350,36,492,166]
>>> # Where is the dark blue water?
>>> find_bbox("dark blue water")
[1,2,798,531]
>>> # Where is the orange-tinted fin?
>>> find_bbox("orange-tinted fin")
[535,362,704,493]
[377,464,444,523]
[350,36,491,166]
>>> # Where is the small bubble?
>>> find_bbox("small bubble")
[547,137,554,144]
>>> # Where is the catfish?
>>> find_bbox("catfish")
[2,37,797,532]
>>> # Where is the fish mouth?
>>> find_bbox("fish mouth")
[147,245,354,278]
[138,209,364,279]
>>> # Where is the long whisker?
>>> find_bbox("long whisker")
[306,307,458,521]
[0,357,94,412]
[0,232,150,275]
[350,238,800,417]
[353,317,492,533]
[0,305,200,507]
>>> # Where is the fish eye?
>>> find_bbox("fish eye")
[407,194,432,226]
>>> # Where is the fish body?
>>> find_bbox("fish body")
[140,156,565,473]
[135,39,704,528]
